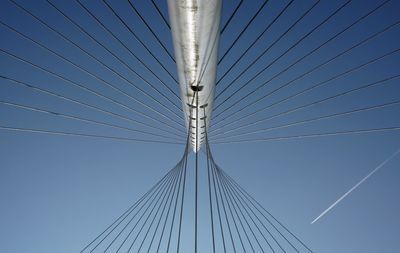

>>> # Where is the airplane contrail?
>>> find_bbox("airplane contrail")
[311,147,400,224]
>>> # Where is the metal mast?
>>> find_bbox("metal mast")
[167,0,222,152]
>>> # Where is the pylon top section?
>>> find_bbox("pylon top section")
[168,0,222,152]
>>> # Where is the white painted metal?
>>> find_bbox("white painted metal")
[167,0,222,152]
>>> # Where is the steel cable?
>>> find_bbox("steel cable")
[212,0,391,124]
[102,0,179,84]
[210,49,400,136]
[0,100,184,142]
[45,0,184,122]
[0,75,183,139]
[74,0,181,102]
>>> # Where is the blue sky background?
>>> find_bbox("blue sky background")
[0,0,399,252]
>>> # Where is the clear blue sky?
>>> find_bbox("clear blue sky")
[1,0,399,252]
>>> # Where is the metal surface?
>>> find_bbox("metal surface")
[168,0,222,151]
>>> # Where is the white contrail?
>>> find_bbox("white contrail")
[311,147,400,224]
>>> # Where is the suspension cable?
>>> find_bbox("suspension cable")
[45,0,184,122]
[151,0,171,30]
[79,162,179,252]
[210,51,400,137]
[0,75,183,139]
[74,0,181,104]
[217,167,274,253]
[176,96,196,252]
[211,19,400,128]
[8,0,183,125]
[207,142,228,253]
[0,100,184,142]
[126,0,175,62]
[133,163,182,253]
[218,0,269,65]
[195,92,199,253]
[211,100,400,142]
[204,110,216,253]
[146,159,184,252]
[215,0,355,111]
[85,163,181,252]
[0,125,184,145]
[219,169,315,252]
[213,0,391,122]
[215,0,354,114]
[0,48,184,134]
[220,0,244,35]
[101,0,179,84]
[214,0,321,102]
[211,159,239,253]
[219,168,287,252]
[154,152,185,252]
[218,167,306,252]
[216,165,262,253]
[109,165,179,253]
[0,20,183,130]
[211,126,400,145]
[5,0,184,130]
[216,0,294,83]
